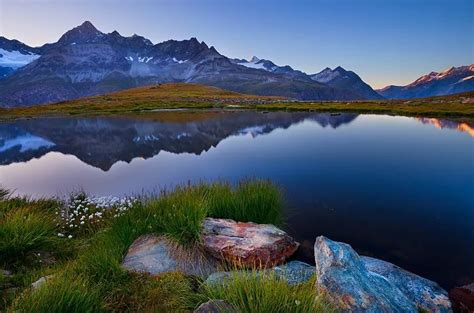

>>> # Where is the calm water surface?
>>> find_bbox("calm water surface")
[0,111,473,288]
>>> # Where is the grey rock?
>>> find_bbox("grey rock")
[194,300,237,313]
[31,275,54,289]
[314,236,417,312]
[204,260,315,286]
[122,235,217,278]
[271,260,315,285]
[362,256,452,313]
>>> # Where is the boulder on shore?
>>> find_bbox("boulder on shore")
[122,235,217,278]
[314,236,452,313]
[362,256,452,312]
[449,283,474,312]
[202,218,299,268]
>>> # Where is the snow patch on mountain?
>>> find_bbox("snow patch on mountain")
[409,66,474,87]
[172,57,187,64]
[0,48,40,69]
[237,56,268,71]
[459,75,474,82]
[311,68,341,83]
[138,56,153,63]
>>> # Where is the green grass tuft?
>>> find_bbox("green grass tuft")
[144,186,209,246]
[0,206,59,265]
[206,180,284,226]
[10,272,104,313]
[203,270,332,313]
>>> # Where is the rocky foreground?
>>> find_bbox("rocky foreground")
[117,217,465,313]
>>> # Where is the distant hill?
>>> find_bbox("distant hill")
[0,21,380,107]
[378,65,474,99]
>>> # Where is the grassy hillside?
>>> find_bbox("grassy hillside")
[0,83,282,119]
[0,83,473,120]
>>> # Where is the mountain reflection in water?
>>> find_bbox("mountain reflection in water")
[0,111,358,170]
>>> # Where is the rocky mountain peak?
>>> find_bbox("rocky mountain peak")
[58,21,105,45]
[334,66,347,73]
[250,56,261,63]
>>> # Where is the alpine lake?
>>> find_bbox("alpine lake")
[0,110,472,289]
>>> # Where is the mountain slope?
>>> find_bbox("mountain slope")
[0,37,41,78]
[378,65,474,99]
[311,67,383,100]
[0,21,379,107]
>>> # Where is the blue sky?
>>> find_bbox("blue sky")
[0,0,472,88]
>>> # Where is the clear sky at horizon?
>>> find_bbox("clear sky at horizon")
[0,0,472,88]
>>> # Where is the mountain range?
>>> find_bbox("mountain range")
[377,65,474,99]
[0,21,472,107]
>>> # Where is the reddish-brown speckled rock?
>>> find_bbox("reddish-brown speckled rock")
[202,218,299,268]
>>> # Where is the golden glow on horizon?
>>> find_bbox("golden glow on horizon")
[416,118,474,137]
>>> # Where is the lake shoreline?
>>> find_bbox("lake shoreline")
[1,83,473,122]
[0,182,461,312]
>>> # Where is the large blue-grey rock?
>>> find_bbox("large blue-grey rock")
[314,236,415,312]
[362,256,451,312]
[314,236,452,312]
[122,235,217,278]
[204,260,315,286]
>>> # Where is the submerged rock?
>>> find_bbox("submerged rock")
[204,260,315,286]
[194,300,237,313]
[122,235,217,278]
[362,256,452,313]
[314,236,452,312]
[449,283,474,312]
[202,218,299,268]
